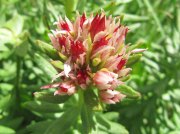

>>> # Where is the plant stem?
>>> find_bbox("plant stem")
[15,56,22,108]
[79,89,94,134]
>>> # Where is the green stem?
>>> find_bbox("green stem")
[79,89,94,134]
[15,56,22,108]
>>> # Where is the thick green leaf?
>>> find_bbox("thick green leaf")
[81,103,94,134]
[14,42,28,57]
[23,101,63,113]
[103,112,119,122]
[76,0,87,13]
[116,85,141,99]
[44,106,79,134]
[0,95,11,110]
[50,60,64,70]
[126,54,142,66]
[36,40,59,59]
[4,13,24,35]
[34,92,70,104]
[4,117,24,130]
[169,131,180,134]
[84,88,102,111]
[0,28,14,46]
[96,114,129,134]
[119,75,131,82]
[0,125,15,134]
[34,54,57,78]
[64,0,78,19]
[127,42,144,52]
[123,14,149,22]
[27,121,52,134]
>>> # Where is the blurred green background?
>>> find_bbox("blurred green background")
[0,0,180,134]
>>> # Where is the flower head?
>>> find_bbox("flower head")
[41,12,145,104]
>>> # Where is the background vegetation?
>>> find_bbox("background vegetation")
[0,0,180,134]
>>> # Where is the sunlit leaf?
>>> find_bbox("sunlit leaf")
[0,125,15,134]
[116,85,141,99]
[44,106,79,134]
[23,101,63,113]
[34,92,70,104]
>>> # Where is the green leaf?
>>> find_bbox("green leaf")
[4,13,24,35]
[116,85,141,99]
[34,54,57,78]
[27,121,52,134]
[95,114,110,129]
[44,106,79,134]
[23,101,63,113]
[36,40,59,60]
[119,75,131,82]
[81,103,94,134]
[64,0,78,19]
[96,114,129,134]
[34,92,70,104]
[123,14,149,22]
[84,88,102,111]
[127,42,144,52]
[0,28,14,46]
[126,54,142,66]
[14,32,29,57]
[0,95,11,110]
[0,125,15,134]
[5,117,24,130]
[76,0,87,13]
[169,131,180,134]
[78,89,97,134]
[103,112,119,122]
[50,60,64,70]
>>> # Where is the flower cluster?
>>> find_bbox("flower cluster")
[41,12,145,104]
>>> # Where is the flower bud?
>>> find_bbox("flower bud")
[54,81,76,96]
[92,58,101,66]
[100,89,126,104]
[93,70,122,90]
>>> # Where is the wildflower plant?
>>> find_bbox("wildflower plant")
[35,11,145,133]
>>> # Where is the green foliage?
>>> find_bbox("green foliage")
[0,0,179,134]
[34,92,70,104]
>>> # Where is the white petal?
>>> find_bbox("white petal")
[64,64,71,77]
[51,72,65,82]
[131,49,146,54]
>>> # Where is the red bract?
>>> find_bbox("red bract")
[71,41,85,61]
[58,36,66,48]
[80,13,86,28]
[61,22,70,31]
[90,14,105,40]
[43,12,145,104]
[117,59,126,70]
[92,36,109,52]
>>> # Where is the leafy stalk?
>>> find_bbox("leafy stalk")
[14,56,22,108]
[79,89,95,134]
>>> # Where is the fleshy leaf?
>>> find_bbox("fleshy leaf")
[44,106,79,134]
[50,60,64,70]
[0,125,15,134]
[34,92,70,104]
[36,40,59,59]
[95,114,129,134]
[4,13,24,35]
[116,85,141,99]
[23,101,63,113]
[126,54,142,66]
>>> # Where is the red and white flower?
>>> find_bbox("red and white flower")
[41,11,144,104]
[54,81,76,96]
[100,89,126,104]
[93,69,122,90]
